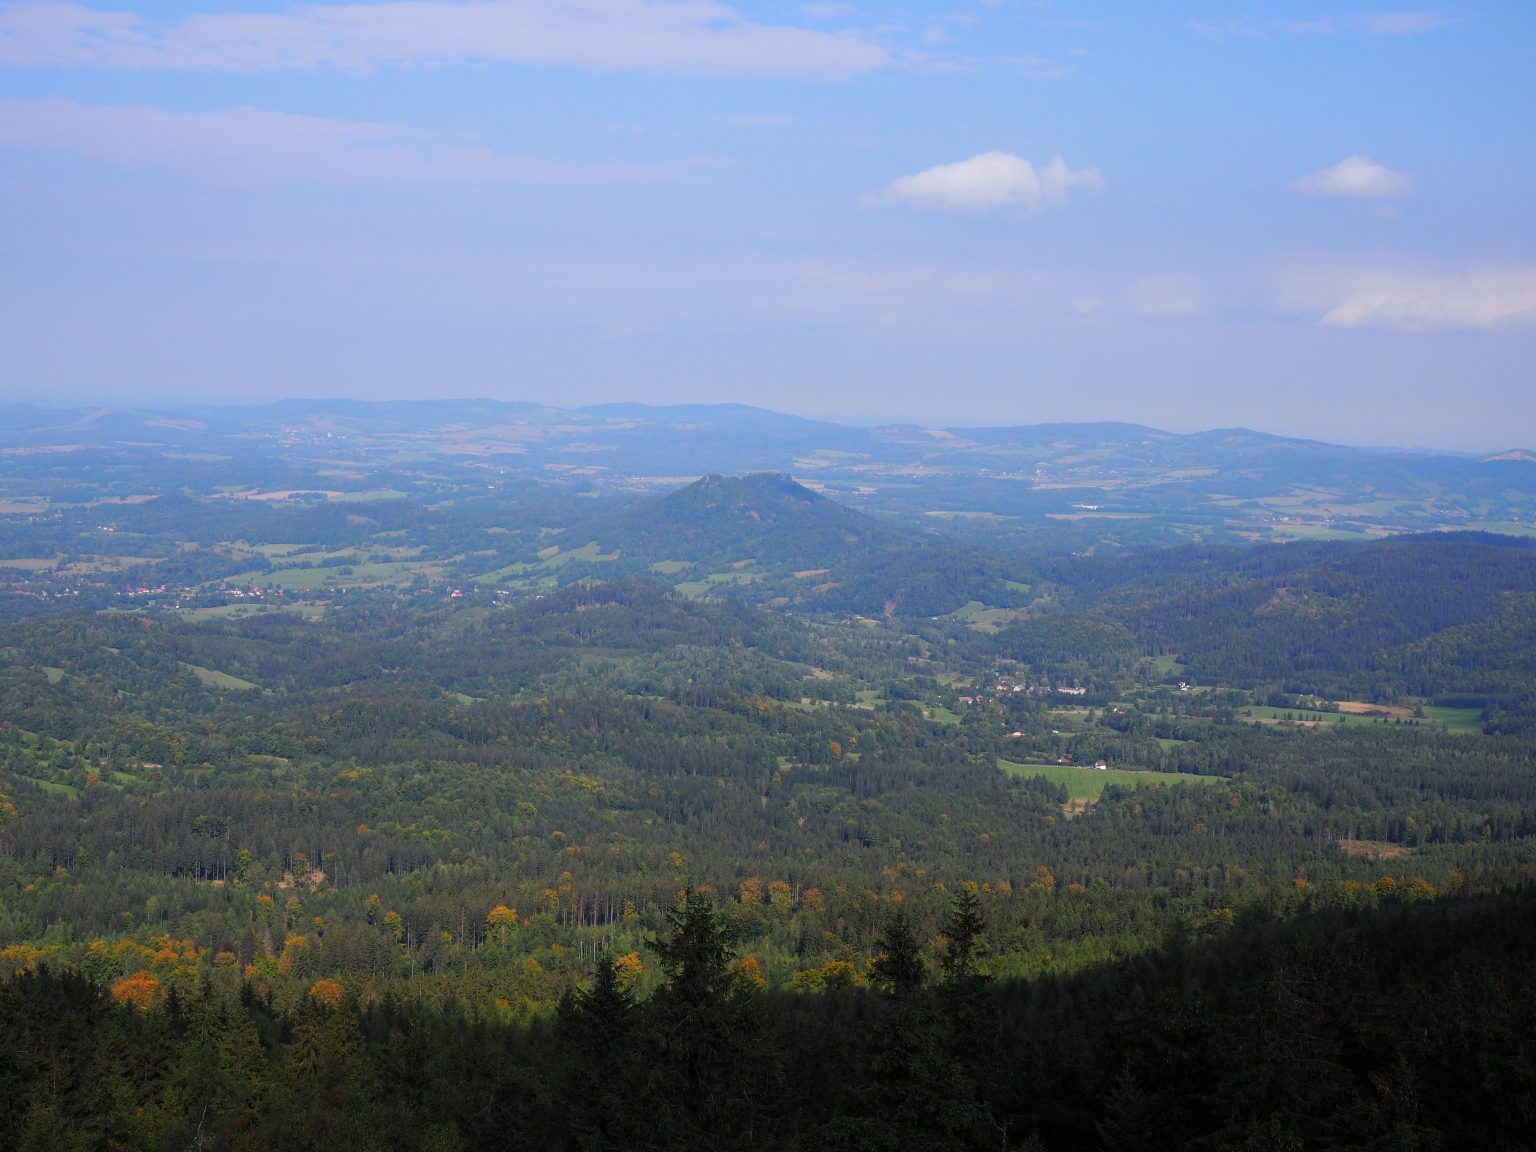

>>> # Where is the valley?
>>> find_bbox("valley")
[2,403,1534,1150]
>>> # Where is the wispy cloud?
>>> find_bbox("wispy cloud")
[0,0,889,77]
[1359,11,1450,35]
[798,2,855,18]
[1322,269,1536,330]
[872,151,1100,212]
[1280,263,1536,330]
[1293,155,1411,198]
[0,97,679,184]
[1195,11,1450,40]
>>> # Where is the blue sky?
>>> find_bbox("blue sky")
[1,1,1532,449]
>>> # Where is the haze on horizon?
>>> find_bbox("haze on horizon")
[1,0,1532,452]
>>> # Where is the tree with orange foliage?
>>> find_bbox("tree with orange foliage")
[733,956,767,987]
[612,950,644,988]
[110,970,161,1010]
[486,903,519,945]
[309,978,344,1008]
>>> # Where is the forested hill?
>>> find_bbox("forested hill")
[565,472,902,569]
[532,472,1038,616]
[994,531,1536,705]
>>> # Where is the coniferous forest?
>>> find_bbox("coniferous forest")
[2,407,1535,1149]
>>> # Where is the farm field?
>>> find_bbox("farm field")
[998,759,1225,801]
[1240,705,1341,724]
[1421,706,1485,734]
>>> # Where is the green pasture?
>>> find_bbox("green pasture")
[329,488,409,503]
[229,566,330,590]
[484,541,620,582]
[948,601,1027,630]
[1240,705,1339,723]
[16,775,78,798]
[1472,521,1536,538]
[1421,706,1484,734]
[182,663,260,691]
[999,759,1224,801]
[1267,524,1373,541]
[178,604,320,621]
[675,570,763,598]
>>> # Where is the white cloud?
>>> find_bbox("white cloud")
[1321,269,1536,331]
[1362,11,1449,35]
[1278,262,1536,331]
[1293,155,1411,199]
[0,0,888,77]
[0,97,677,184]
[875,151,1100,212]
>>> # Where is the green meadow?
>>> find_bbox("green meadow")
[999,759,1224,801]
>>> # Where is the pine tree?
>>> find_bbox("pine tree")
[870,910,925,999]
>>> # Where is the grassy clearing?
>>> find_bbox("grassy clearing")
[1151,655,1187,675]
[329,488,409,503]
[675,570,763,598]
[229,566,330,590]
[0,557,62,570]
[182,663,260,691]
[999,760,1223,801]
[1421,706,1484,734]
[178,604,317,621]
[649,560,692,574]
[537,541,619,568]
[485,541,621,582]
[1268,524,1372,541]
[1336,839,1413,860]
[947,601,1028,631]
[41,666,66,684]
[343,561,429,583]
[17,775,78,798]
[1240,705,1340,724]
[1468,521,1536,538]
[923,705,962,724]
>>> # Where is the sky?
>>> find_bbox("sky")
[0,1,1533,450]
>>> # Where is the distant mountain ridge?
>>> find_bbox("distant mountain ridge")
[2,398,1532,545]
[1,398,1523,457]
